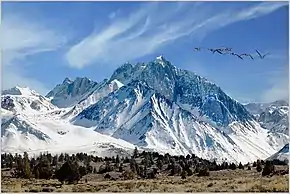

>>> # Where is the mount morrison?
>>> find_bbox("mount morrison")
[1,56,289,164]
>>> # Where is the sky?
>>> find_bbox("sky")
[1,1,289,103]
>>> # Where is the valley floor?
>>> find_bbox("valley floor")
[1,166,288,192]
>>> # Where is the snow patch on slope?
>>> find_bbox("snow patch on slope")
[1,87,57,115]
[1,112,136,157]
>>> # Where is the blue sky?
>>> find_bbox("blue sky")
[1,1,289,103]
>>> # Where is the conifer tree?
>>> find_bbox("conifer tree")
[133,147,138,158]
[238,162,244,169]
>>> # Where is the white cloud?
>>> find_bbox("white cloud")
[1,14,67,94]
[1,66,50,96]
[65,2,287,69]
[261,67,289,103]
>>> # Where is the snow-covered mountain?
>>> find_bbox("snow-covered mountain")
[1,86,57,114]
[1,87,135,157]
[46,77,98,108]
[60,79,124,119]
[1,56,289,163]
[267,143,289,163]
[245,100,289,135]
[109,56,255,127]
[71,56,288,163]
[72,80,277,163]
[245,100,288,115]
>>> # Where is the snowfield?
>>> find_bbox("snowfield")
[1,87,136,157]
[1,111,136,157]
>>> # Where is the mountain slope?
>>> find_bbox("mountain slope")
[109,56,255,128]
[1,87,135,157]
[245,100,289,135]
[2,56,288,163]
[61,79,124,120]
[267,143,289,163]
[72,78,279,163]
[1,86,57,115]
[1,111,136,157]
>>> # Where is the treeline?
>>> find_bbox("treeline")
[1,148,288,184]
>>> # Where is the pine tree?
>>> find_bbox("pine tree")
[256,161,262,172]
[116,155,120,163]
[130,158,137,173]
[157,159,163,170]
[52,155,58,167]
[119,163,124,172]
[55,161,81,184]
[93,167,97,174]
[79,166,87,177]
[35,169,40,179]
[133,147,138,158]
[59,154,64,163]
[262,161,275,176]
[238,162,244,169]
[23,152,31,179]
[12,152,31,179]
[181,170,187,179]
[253,161,257,167]
[187,168,193,176]
[33,156,53,179]
[229,163,237,170]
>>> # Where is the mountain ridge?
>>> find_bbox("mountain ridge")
[1,56,288,164]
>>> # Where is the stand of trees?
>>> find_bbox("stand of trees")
[1,148,288,184]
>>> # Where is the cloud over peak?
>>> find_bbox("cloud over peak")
[65,1,287,69]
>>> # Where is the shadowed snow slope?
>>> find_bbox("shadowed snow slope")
[267,143,289,163]
[46,77,98,108]
[60,79,125,120]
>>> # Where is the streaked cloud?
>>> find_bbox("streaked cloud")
[1,14,67,94]
[2,66,50,95]
[65,1,287,69]
[260,65,289,103]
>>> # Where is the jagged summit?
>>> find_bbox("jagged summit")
[108,56,254,127]
[62,77,72,84]
[46,77,98,108]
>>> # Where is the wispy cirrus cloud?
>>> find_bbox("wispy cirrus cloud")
[1,14,67,66]
[260,65,289,103]
[1,14,67,94]
[65,1,288,69]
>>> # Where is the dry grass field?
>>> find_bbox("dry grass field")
[1,166,289,192]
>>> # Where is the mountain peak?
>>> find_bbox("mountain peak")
[63,77,72,84]
[2,86,38,96]
[46,76,98,108]
[156,55,165,61]
[155,55,168,67]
